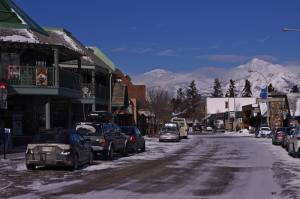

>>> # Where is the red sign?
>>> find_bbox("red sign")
[0,83,6,89]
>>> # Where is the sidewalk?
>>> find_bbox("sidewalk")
[0,152,25,160]
[0,145,26,160]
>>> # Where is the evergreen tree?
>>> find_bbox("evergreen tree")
[176,87,185,101]
[227,79,236,97]
[242,79,252,97]
[212,78,223,97]
[186,80,198,99]
[186,80,201,120]
[291,85,299,93]
[172,87,185,112]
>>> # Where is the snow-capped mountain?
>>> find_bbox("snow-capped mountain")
[133,58,300,97]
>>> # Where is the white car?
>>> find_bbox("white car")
[256,127,272,138]
[288,126,300,157]
[206,126,213,132]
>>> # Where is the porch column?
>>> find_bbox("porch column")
[108,72,112,112]
[92,70,96,111]
[77,58,82,71]
[68,101,72,128]
[53,48,59,87]
[45,98,51,129]
[92,104,96,112]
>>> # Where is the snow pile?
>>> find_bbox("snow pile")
[224,130,253,137]
[0,158,26,171]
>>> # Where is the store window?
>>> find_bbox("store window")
[0,53,20,81]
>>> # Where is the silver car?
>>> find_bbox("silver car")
[159,127,180,142]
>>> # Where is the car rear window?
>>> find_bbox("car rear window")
[261,127,270,131]
[76,124,102,136]
[276,128,287,132]
[161,127,177,131]
[121,127,135,135]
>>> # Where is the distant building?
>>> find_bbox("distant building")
[206,97,257,131]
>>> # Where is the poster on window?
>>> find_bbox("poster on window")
[7,65,20,80]
[36,67,48,86]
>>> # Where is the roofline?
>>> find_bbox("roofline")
[87,46,116,72]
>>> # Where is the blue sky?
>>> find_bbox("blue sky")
[15,0,300,75]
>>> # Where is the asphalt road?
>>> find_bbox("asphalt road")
[0,133,291,199]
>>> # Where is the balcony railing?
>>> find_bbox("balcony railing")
[59,68,81,90]
[81,83,107,99]
[6,66,80,91]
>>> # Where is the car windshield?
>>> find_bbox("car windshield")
[33,132,69,144]
[161,127,178,132]
[121,127,135,135]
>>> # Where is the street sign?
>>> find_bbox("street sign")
[260,88,267,99]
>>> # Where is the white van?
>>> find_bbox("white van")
[171,117,188,138]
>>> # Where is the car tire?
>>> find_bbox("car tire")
[141,143,146,152]
[292,145,296,158]
[107,146,114,161]
[26,164,36,170]
[71,154,79,170]
[122,142,128,157]
[89,150,93,165]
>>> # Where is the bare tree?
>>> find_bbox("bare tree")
[147,88,172,123]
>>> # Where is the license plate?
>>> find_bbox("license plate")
[42,147,53,152]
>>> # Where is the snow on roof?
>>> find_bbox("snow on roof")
[0,28,38,43]
[206,97,257,114]
[10,7,27,25]
[50,30,83,53]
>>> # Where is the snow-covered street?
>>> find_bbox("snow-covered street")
[1,133,300,199]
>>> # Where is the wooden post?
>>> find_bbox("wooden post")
[53,48,59,87]
[108,72,112,112]
[45,98,51,129]
[68,101,72,128]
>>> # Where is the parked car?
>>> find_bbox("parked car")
[255,126,272,138]
[272,127,288,145]
[206,126,214,132]
[282,128,295,149]
[76,122,128,160]
[193,123,203,133]
[287,126,300,157]
[170,117,188,138]
[25,129,93,170]
[120,126,145,153]
[159,126,180,142]
[86,111,113,123]
[213,120,225,133]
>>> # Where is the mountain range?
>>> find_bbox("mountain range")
[132,58,300,97]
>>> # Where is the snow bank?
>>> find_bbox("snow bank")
[224,130,253,137]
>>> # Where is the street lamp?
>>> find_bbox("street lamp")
[282,27,300,32]
[248,70,270,126]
